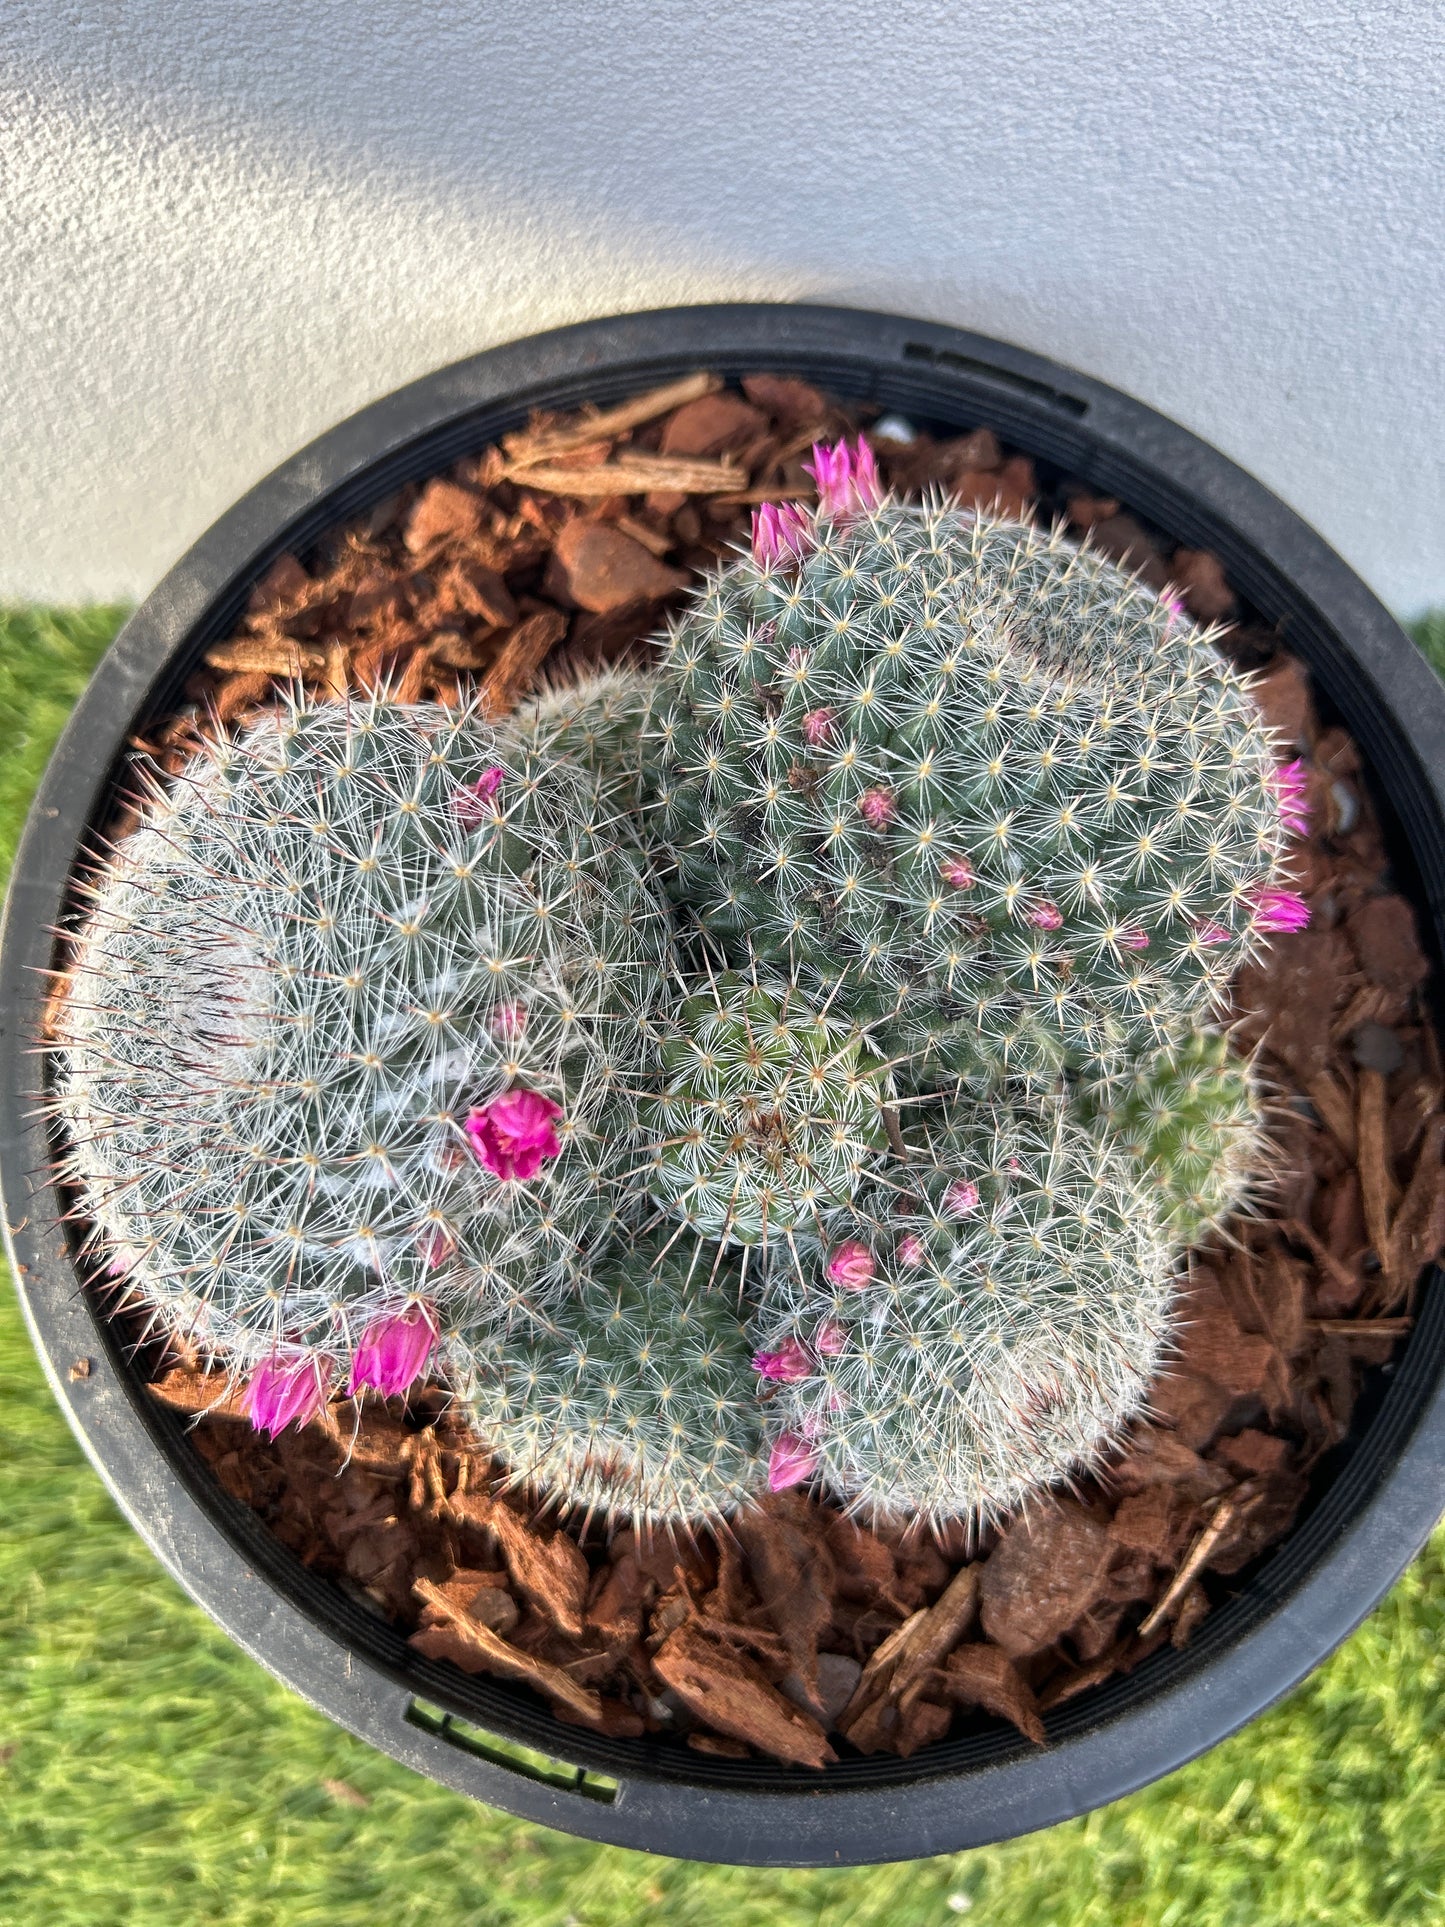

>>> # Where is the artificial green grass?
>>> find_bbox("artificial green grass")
[4,604,1445,1927]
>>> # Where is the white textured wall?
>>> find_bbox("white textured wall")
[3,1,1441,614]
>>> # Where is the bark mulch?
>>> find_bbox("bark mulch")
[124,370,1444,1767]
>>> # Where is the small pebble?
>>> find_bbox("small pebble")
[1351,1021,1404,1074]
[871,413,918,445]
[1331,781,1360,835]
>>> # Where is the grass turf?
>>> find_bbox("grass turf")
[4,603,1445,1927]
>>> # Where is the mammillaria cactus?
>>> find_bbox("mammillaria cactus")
[1081,1030,1265,1249]
[748,1097,1176,1527]
[455,1234,765,1530]
[648,441,1309,1088]
[644,967,892,1248]
[49,691,674,1428]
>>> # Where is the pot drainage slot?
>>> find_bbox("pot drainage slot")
[901,342,1090,418]
[405,1698,619,1803]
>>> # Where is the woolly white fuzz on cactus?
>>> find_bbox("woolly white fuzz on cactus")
[49,690,675,1404]
[748,1098,1176,1527]
[455,1237,766,1530]
[650,463,1305,1088]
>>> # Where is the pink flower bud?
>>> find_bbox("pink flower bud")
[751,501,814,568]
[417,1222,456,1269]
[802,706,836,746]
[896,1232,927,1268]
[464,1088,564,1181]
[805,438,884,520]
[1253,886,1311,934]
[814,1319,848,1356]
[1159,589,1186,627]
[1270,759,1312,837]
[348,1304,439,1400]
[752,1337,814,1383]
[768,1431,821,1492]
[490,1000,527,1041]
[1193,919,1233,946]
[1026,901,1064,930]
[1118,927,1150,950]
[945,1179,981,1218]
[858,787,896,829]
[453,765,505,826]
[827,1240,875,1291]
[941,855,976,890]
[244,1354,331,1439]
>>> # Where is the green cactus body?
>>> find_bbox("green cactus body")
[1081,1031,1264,1248]
[750,1098,1176,1527]
[456,1237,766,1530]
[644,971,891,1247]
[650,499,1293,1088]
[51,692,674,1387]
[515,663,659,811]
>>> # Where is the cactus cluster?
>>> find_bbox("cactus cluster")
[51,430,1309,1532]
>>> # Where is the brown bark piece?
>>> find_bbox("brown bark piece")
[1249,655,1317,747]
[732,1499,835,1700]
[148,1366,249,1422]
[660,392,767,457]
[1356,1066,1400,1269]
[740,372,831,430]
[487,1504,590,1640]
[978,1504,1113,1658]
[404,479,484,554]
[204,639,328,677]
[410,1578,603,1722]
[551,519,690,613]
[1108,1486,1178,1560]
[246,552,311,613]
[652,1623,837,1769]
[1346,896,1430,994]
[836,1564,980,1752]
[941,1645,1046,1744]
[506,453,745,497]
[475,609,568,720]
[1169,547,1238,622]
[503,371,721,465]
[1108,1426,1232,1501]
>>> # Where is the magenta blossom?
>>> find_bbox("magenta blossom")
[827,1240,876,1291]
[1253,886,1311,934]
[858,786,896,829]
[453,765,506,827]
[244,1354,331,1439]
[805,438,883,521]
[941,855,976,890]
[1159,589,1186,627]
[348,1303,439,1400]
[814,1318,848,1356]
[945,1178,981,1218]
[1117,926,1150,951]
[768,1431,821,1493]
[1270,759,1312,837]
[896,1231,927,1268]
[752,1337,814,1383]
[1194,919,1233,946]
[464,1088,564,1181]
[751,500,814,568]
[1026,901,1064,931]
[802,706,836,746]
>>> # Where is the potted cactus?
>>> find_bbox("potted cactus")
[5,305,1444,1864]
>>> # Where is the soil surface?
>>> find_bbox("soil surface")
[102,370,1444,1766]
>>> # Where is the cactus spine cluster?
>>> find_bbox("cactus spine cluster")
[52,429,1310,1533]
[51,692,674,1410]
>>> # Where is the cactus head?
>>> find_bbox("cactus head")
[456,1234,766,1531]
[750,1097,1176,1527]
[650,452,1307,1089]
[1082,1031,1264,1249]
[50,689,675,1415]
[644,969,892,1247]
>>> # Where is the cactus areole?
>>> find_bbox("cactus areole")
[7,308,1442,1863]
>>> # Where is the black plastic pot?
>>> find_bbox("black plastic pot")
[4,304,1445,1868]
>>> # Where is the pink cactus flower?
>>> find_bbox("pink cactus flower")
[1026,901,1064,930]
[417,1222,456,1269]
[814,1318,848,1356]
[805,438,884,520]
[244,1354,331,1439]
[752,1337,814,1383]
[945,1178,981,1218]
[896,1231,927,1268]
[1253,886,1311,934]
[751,500,814,568]
[1159,589,1186,627]
[464,1088,564,1181]
[768,1431,821,1492]
[1118,927,1151,951]
[827,1240,876,1291]
[941,855,977,890]
[348,1304,439,1400]
[858,787,897,829]
[453,764,506,826]
[802,706,836,746]
[1270,759,1312,837]
[490,1000,527,1041]
[1194,919,1233,946]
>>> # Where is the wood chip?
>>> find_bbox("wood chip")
[475,610,567,721]
[502,372,721,466]
[488,1503,590,1639]
[148,1365,249,1422]
[203,639,328,677]
[939,1644,1046,1744]
[505,453,746,497]
[1356,1066,1399,1268]
[652,1622,836,1769]
[410,1578,602,1723]
[1138,1486,1259,1639]
[837,1564,979,1750]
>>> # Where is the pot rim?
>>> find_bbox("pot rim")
[4,301,1445,1867]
